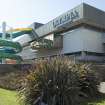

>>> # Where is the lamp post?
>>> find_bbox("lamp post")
[2,22,6,39]
[2,22,6,64]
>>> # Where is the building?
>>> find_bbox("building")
[23,3,105,62]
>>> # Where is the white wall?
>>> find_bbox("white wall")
[61,27,84,53]
[62,27,104,54]
[80,28,104,53]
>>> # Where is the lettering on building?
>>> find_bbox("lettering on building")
[53,10,79,28]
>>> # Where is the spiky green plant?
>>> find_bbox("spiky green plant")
[19,57,100,105]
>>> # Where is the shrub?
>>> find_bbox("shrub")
[19,57,100,105]
[0,70,26,90]
[0,64,32,90]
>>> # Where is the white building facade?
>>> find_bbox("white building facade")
[29,3,105,62]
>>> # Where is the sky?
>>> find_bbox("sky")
[0,0,104,29]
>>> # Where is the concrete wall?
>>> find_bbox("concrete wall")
[83,3,105,29]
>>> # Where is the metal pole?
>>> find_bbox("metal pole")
[2,22,6,39]
[2,21,6,64]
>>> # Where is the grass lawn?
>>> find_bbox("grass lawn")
[0,88,105,105]
[87,101,105,105]
[81,95,105,105]
[86,99,105,105]
[0,88,21,105]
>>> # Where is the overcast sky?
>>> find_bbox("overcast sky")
[0,0,104,28]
